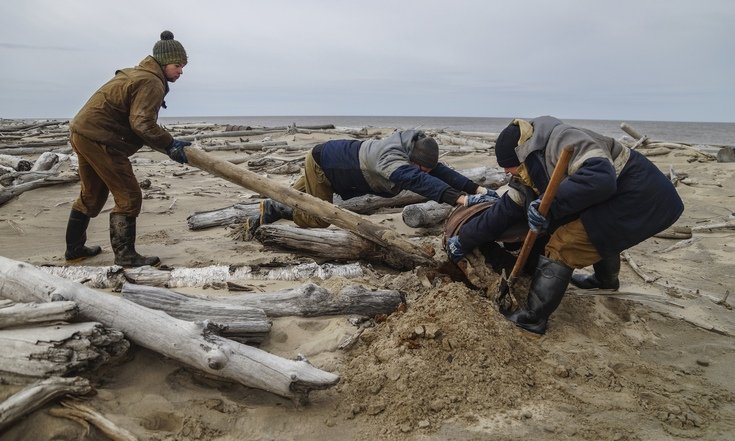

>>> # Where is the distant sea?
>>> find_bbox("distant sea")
[159,116,735,147]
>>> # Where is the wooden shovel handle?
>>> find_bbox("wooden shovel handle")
[508,145,574,280]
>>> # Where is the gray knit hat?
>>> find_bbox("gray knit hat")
[152,30,188,66]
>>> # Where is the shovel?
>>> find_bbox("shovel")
[495,145,574,309]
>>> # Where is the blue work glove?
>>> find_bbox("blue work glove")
[527,198,549,233]
[446,236,465,263]
[464,191,499,207]
[166,139,191,164]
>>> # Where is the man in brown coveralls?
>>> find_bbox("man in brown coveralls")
[65,30,191,267]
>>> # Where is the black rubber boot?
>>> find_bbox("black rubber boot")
[260,199,293,224]
[109,213,160,267]
[570,254,620,290]
[64,209,102,261]
[504,256,573,335]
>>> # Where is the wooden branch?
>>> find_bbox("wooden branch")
[0,174,78,207]
[202,141,288,152]
[0,301,77,329]
[0,322,128,378]
[121,283,270,343]
[0,377,92,433]
[621,251,659,283]
[0,256,339,402]
[0,145,71,156]
[187,202,260,230]
[49,400,137,441]
[184,145,434,269]
[218,283,405,318]
[690,220,735,232]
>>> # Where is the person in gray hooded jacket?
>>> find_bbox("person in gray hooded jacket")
[446,116,684,334]
[254,129,496,230]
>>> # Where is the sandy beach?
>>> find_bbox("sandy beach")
[0,122,734,441]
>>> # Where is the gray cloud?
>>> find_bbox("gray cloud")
[0,0,733,121]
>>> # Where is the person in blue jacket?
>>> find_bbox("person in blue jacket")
[446,116,684,334]
[253,129,496,230]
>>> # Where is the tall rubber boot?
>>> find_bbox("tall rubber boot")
[504,256,573,335]
[260,199,293,224]
[65,209,102,262]
[571,254,620,290]
[109,213,160,267]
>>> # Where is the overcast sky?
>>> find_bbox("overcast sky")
[1,0,732,122]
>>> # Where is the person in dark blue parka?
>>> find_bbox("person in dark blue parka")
[446,116,684,334]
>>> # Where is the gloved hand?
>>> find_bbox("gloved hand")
[166,139,191,164]
[446,236,465,263]
[527,198,549,233]
[475,186,496,196]
[464,192,499,207]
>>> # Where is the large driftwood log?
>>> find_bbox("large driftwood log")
[0,322,128,378]
[0,174,78,207]
[0,256,339,402]
[0,154,32,171]
[0,377,92,433]
[202,140,288,152]
[0,301,78,329]
[184,145,434,269]
[30,152,60,171]
[221,283,404,317]
[123,282,403,320]
[0,146,72,156]
[255,224,391,264]
[121,283,270,344]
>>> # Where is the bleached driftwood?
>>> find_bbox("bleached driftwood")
[40,265,127,290]
[48,400,138,441]
[690,220,735,233]
[187,201,260,230]
[0,174,78,207]
[0,145,72,156]
[30,151,60,171]
[0,154,32,171]
[218,283,404,318]
[0,377,92,433]
[0,256,339,402]
[433,133,494,150]
[202,140,288,152]
[255,224,400,266]
[402,200,452,228]
[0,169,63,186]
[0,322,128,378]
[121,283,270,343]
[0,301,77,329]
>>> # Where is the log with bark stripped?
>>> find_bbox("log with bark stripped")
[0,301,78,329]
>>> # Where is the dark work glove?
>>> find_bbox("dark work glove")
[527,198,549,233]
[446,236,465,263]
[464,192,499,207]
[166,139,191,164]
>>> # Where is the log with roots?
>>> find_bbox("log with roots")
[0,256,339,402]
[0,377,92,433]
[123,281,404,318]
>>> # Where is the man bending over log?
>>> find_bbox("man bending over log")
[445,116,684,335]
[251,130,496,231]
[64,31,193,267]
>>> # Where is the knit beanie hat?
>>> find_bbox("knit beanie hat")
[495,123,521,167]
[152,31,188,66]
[410,136,439,169]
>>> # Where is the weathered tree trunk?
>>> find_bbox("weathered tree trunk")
[0,146,72,156]
[30,151,60,171]
[402,200,452,228]
[0,154,32,171]
[219,283,404,317]
[187,202,260,230]
[255,224,392,265]
[0,377,92,433]
[202,141,288,152]
[0,256,339,402]
[0,322,128,378]
[121,283,271,344]
[122,281,403,321]
[0,301,78,329]
[184,146,434,269]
